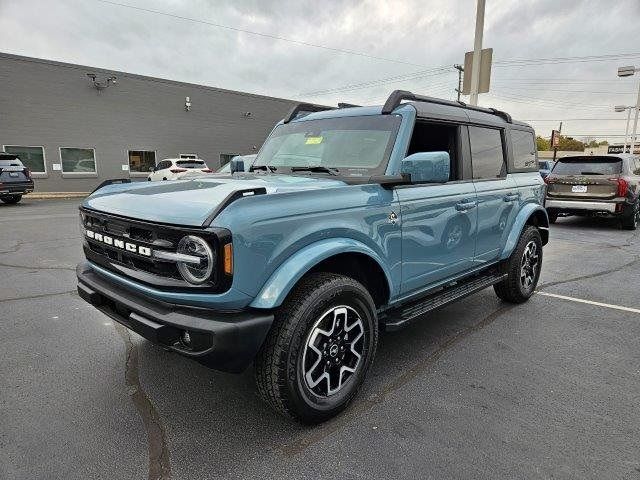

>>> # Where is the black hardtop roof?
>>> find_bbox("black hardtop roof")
[385,90,531,129]
[285,90,532,130]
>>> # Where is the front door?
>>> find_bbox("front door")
[397,182,477,296]
[468,126,519,264]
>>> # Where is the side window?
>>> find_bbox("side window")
[511,130,536,170]
[634,158,640,175]
[468,126,506,180]
[406,122,459,180]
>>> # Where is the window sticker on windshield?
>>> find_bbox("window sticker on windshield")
[305,136,323,145]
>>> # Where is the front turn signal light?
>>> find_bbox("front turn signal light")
[223,243,233,275]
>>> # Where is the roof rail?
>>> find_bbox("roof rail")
[381,89,512,123]
[283,103,334,123]
[337,102,361,108]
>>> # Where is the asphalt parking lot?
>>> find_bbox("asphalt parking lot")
[1,198,639,480]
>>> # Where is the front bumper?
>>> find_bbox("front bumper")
[0,180,34,195]
[545,198,621,214]
[76,261,273,373]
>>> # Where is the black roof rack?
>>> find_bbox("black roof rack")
[337,102,361,108]
[381,89,512,123]
[283,103,334,123]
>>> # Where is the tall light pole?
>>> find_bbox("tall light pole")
[614,105,635,152]
[469,0,486,106]
[618,65,640,153]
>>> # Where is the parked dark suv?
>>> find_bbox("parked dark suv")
[545,154,640,229]
[0,153,34,204]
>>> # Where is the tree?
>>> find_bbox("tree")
[557,136,585,151]
[536,136,550,151]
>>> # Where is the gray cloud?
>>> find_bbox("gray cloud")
[1,0,640,141]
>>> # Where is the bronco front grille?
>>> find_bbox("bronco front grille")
[79,208,232,293]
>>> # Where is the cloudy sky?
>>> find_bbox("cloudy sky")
[2,0,640,142]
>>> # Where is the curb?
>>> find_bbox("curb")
[28,192,89,199]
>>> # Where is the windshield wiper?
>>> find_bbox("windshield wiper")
[290,166,339,176]
[249,165,277,172]
[580,171,604,175]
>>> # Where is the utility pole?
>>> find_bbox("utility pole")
[469,0,486,106]
[631,80,640,153]
[454,64,464,102]
[552,121,562,162]
[624,108,632,152]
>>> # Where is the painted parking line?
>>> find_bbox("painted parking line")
[536,291,640,315]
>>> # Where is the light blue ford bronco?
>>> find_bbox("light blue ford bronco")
[77,90,548,423]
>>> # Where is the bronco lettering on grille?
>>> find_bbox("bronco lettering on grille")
[86,230,152,256]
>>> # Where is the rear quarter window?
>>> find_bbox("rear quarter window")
[510,129,537,172]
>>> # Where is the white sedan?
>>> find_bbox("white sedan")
[148,158,212,181]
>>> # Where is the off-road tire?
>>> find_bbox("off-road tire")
[621,200,639,231]
[494,226,543,303]
[0,194,22,204]
[254,272,378,424]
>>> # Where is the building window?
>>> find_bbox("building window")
[3,146,46,173]
[468,126,506,179]
[60,147,96,173]
[179,153,198,159]
[128,150,156,173]
[219,153,239,167]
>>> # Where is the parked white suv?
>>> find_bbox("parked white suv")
[148,158,212,181]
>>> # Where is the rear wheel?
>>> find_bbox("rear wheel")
[621,200,639,230]
[494,226,543,303]
[254,272,378,424]
[0,194,22,204]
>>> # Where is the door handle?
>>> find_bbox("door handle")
[456,200,477,211]
[503,193,520,202]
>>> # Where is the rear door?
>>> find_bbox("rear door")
[546,156,622,200]
[468,126,519,264]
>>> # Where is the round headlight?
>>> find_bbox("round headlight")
[176,235,214,284]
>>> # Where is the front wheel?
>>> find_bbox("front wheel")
[254,273,378,424]
[494,226,543,303]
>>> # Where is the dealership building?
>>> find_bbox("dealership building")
[0,52,299,193]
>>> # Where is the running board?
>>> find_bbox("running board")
[383,272,507,331]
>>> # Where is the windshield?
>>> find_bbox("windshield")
[176,160,206,169]
[553,157,622,175]
[253,115,401,176]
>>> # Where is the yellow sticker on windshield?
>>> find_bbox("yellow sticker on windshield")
[305,136,323,145]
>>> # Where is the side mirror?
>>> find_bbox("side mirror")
[229,158,245,174]
[401,151,450,183]
[149,166,155,172]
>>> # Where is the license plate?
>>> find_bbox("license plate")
[571,185,587,193]
[9,172,19,177]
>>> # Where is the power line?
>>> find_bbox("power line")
[95,0,434,68]
[494,86,636,95]
[522,118,627,121]
[493,52,640,67]
[302,68,452,96]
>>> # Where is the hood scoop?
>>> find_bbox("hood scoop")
[203,187,267,226]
